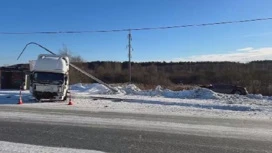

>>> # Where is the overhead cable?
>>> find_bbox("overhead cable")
[1,17,272,35]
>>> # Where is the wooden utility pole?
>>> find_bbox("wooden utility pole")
[128,30,132,83]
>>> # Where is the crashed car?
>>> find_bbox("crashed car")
[200,84,248,95]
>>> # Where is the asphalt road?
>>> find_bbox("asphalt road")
[0,120,271,153]
[1,106,272,153]
[1,105,272,129]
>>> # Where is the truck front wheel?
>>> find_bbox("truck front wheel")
[233,90,242,95]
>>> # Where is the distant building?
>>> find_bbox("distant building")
[0,64,30,90]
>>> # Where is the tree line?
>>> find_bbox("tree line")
[69,60,272,96]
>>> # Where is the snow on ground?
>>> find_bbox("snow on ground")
[0,141,105,153]
[70,83,112,94]
[71,83,222,99]
[1,83,272,119]
[71,83,272,101]
[0,90,31,104]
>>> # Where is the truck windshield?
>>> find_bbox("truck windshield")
[33,72,64,84]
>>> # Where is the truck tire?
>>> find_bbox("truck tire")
[234,90,242,95]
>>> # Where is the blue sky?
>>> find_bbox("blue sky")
[1,0,272,65]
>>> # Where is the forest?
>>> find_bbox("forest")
[69,60,272,96]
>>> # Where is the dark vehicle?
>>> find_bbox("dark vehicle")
[200,84,248,95]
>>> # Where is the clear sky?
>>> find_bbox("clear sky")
[1,0,272,66]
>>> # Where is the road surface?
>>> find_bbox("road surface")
[0,106,271,153]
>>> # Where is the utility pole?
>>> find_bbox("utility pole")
[128,30,132,84]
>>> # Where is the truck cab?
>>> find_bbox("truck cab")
[30,54,69,101]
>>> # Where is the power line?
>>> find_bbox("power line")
[1,17,272,35]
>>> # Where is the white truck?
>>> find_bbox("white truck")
[29,54,70,101]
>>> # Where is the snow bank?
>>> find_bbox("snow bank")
[71,83,221,99]
[70,83,272,101]
[120,84,141,94]
[70,83,86,91]
[120,85,221,99]
[247,94,272,101]
[70,83,111,94]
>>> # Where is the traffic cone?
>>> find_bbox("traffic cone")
[18,89,23,105]
[18,96,23,105]
[67,92,73,105]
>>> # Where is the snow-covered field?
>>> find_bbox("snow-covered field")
[1,83,272,120]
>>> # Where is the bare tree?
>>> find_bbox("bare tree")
[59,44,84,62]
[59,44,87,84]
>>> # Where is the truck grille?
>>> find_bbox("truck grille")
[34,91,58,99]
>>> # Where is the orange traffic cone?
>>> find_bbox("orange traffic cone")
[67,92,73,105]
[18,89,23,105]
[18,96,23,105]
